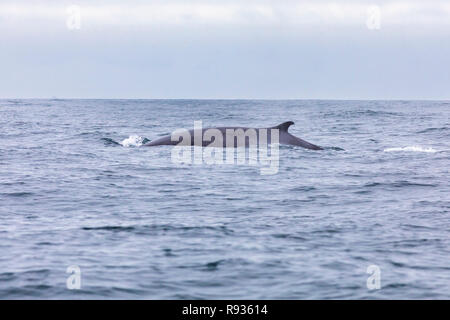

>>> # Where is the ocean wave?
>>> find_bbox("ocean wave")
[383,146,438,153]
[82,224,234,236]
[416,127,448,134]
[322,109,402,118]
[101,138,121,146]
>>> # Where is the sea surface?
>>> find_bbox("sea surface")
[0,99,449,299]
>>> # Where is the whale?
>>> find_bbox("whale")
[143,121,323,150]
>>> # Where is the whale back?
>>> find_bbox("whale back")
[144,121,322,150]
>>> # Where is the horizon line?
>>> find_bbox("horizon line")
[1,97,450,102]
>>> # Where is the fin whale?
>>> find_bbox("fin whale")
[143,121,323,150]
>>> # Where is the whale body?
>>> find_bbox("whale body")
[143,121,323,150]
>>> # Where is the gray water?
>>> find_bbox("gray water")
[0,99,449,299]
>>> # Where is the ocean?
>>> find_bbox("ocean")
[0,99,449,299]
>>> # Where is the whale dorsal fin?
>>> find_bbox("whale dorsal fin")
[274,121,294,132]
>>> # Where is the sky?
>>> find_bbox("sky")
[1,0,449,99]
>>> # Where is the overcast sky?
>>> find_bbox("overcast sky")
[1,0,449,99]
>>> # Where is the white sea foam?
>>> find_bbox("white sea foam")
[383,146,438,153]
[121,135,145,147]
